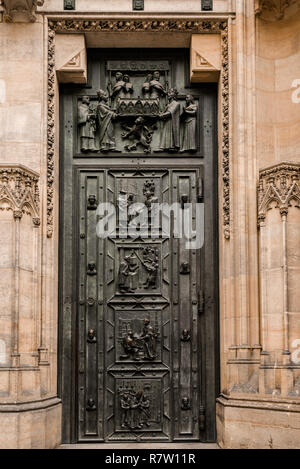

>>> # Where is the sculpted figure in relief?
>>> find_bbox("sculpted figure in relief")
[180,94,198,153]
[96,89,118,152]
[158,88,180,152]
[78,96,97,152]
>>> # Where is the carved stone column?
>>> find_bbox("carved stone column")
[220,1,261,396]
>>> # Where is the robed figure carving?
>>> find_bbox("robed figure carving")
[120,74,134,98]
[158,88,180,152]
[78,96,97,152]
[180,94,198,153]
[111,72,125,100]
[142,74,153,99]
[96,89,118,152]
[142,71,166,99]
[111,72,134,100]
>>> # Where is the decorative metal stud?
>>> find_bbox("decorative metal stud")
[180,262,190,274]
[87,329,97,343]
[181,194,189,208]
[87,194,97,210]
[87,262,97,275]
[180,329,191,342]
[181,397,191,410]
[86,398,96,411]
[87,297,95,306]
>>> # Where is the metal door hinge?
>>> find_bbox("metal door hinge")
[198,290,204,314]
[199,405,206,430]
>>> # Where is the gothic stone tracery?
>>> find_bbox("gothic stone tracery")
[0,165,40,225]
[258,162,300,225]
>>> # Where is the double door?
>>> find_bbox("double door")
[59,49,218,443]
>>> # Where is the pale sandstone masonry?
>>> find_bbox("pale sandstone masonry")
[0,0,299,448]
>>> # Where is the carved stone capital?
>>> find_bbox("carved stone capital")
[258,162,300,225]
[2,0,44,23]
[0,164,40,226]
[255,0,300,21]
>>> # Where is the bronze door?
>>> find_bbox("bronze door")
[59,49,218,443]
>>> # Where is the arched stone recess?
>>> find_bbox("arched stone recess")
[0,165,41,372]
[258,162,300,396]
[0,164,60,448]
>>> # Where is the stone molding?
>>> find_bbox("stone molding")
[0,164,40,226]
[217,393,300,411]
[0,396,61,413]
[255,0,300,21]
[47,17,230,239]
[2,0,44,23]
[258,162,300,225]
[47,29,55,238]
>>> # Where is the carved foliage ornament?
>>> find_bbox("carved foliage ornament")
[47,19,229,238]
[3,0,44,23]
[0,166,40,225]
[258,162,300,225]
[255,0,300,21]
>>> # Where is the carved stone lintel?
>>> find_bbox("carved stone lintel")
[258,162,300,226]
[255,0,300,21]
[3,0,44,23]
[0,165,40,226]
[49,19,227,33]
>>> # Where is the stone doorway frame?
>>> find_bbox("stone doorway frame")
[48,15,230,444]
